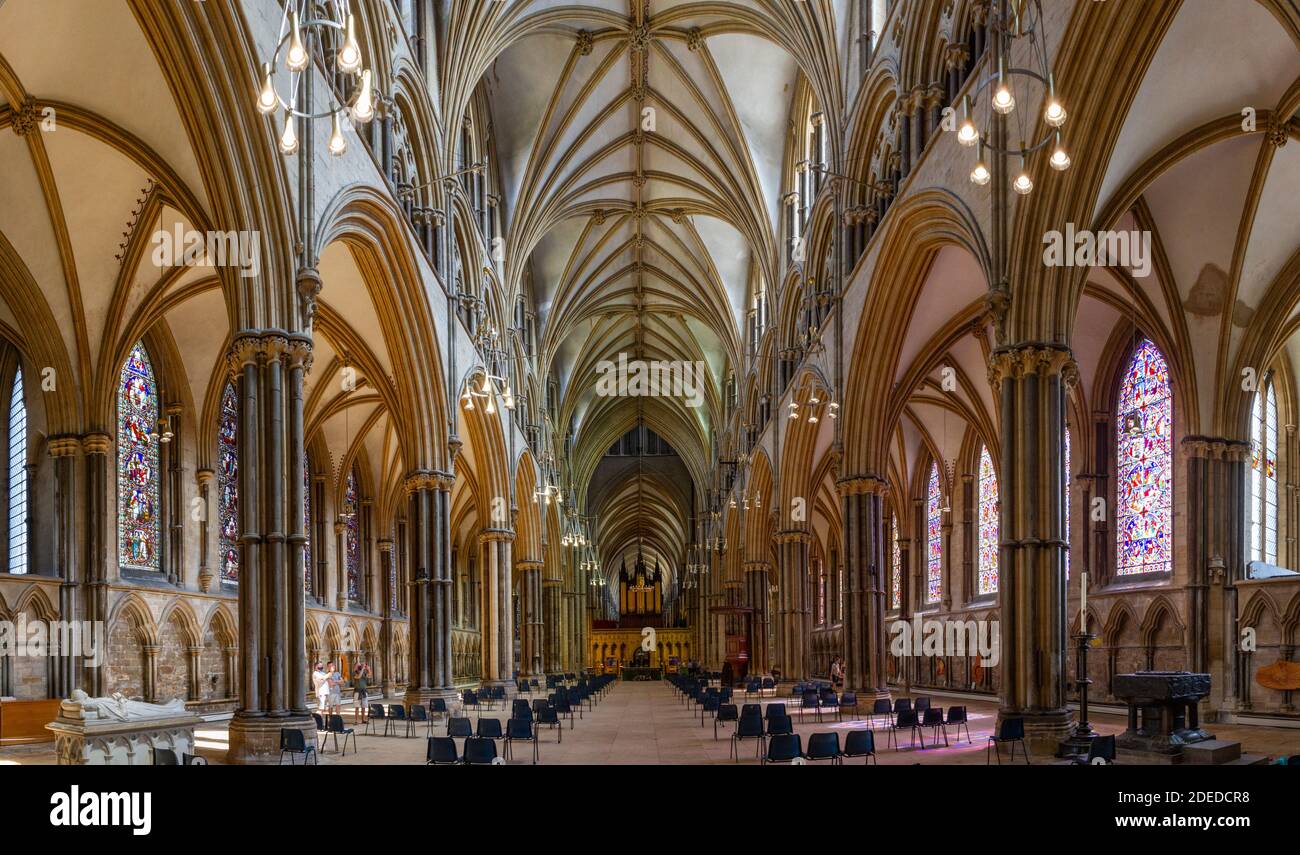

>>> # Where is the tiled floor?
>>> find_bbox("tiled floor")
[6,681,1299,765]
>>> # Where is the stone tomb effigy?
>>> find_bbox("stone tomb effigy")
[45,690,201,765]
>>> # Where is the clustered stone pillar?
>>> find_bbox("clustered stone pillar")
[479,528,515,684]
[518,559,544,678]
[543,575,562,674]
[774,530,811,679]
[82,432,113,697]
[49,436,81,697]
[226,333,314,764]
[743,561,771,674]
[403,472,455,708]
[378,538,395,697]
[988,344,1076,751]
[839,475,890,699]
[1182,437,1249,718]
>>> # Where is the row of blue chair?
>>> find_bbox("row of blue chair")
[761,731,878,765]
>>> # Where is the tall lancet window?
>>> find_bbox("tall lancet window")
[890,511,901,610]
[217,383,239,583]
[118,342,161,572]
[345,467,361,602]
[7,367,27,573]
[926,462,942,602]
[977,445,999,595]
[1247,376,1278,564]
[1116,338,1173,576]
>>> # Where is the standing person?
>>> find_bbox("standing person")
[312,662,330,716]
[830,656,844,690]
[352,662,371,723]
[326,662,343,717]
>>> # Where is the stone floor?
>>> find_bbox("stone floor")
[5,681,1299,765]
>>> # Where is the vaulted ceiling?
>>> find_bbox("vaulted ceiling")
[483,0,811,581]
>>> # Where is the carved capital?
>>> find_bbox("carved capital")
[836,474,889,497]
[478,528,515,544]
[686,27,704,52]
[48,436,82,458]
[403,470,440,494]
[228,335,262,376]
[986,344,1077,391]
[81,433,113,456]
[286,337,313,372]
[1181,435,1251,462]
[575,29,593,55]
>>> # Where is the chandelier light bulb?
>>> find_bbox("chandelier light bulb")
[352,68,375,122]
[503,385,515,410]
[1013,168,1034,195]
[286,11,309,72]
[278,111,299,155]
[484,394,495,415]
[992,82,1015,115]
[461,391,473,411]
[970,159,991,186]
[1045,99,1067,128]
[338,14,362,74]
[257,64,278,114]
[957,117,979,147]
[1050,143,1072,171]
[328,111,347,156]
[480,374,492,395]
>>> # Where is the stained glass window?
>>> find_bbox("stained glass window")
[977,446,999,595]
[927,463,942,602]
[345,467,361,601]
[1064,426,1071,580]
[118,342,161,572]
[1247,377,1278,564]
[817,560,826,625]
[890,511,901,610]
[8,368,27,574]
[1116,338,1172,576]
[217,383,239,584]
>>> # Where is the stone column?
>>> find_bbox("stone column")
[378,538,395,697]
[49,437,81,697]
[517,559,543,677]
[187,646,203,701]
[82,432,113,696]
[1183,437,1249,719]
[226,333,314,764]
[142,644,160,703]
[196,469,215,592]
[839,475,890,700]
[988,344,1077,751]
[334,519,348,610]
[743,561,770,673]
[403,471,456,707]
[543,578,561,673]
[479,528,515,684]
[774,530,811,678]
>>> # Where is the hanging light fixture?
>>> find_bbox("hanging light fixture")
[962,1,1067,197]
[257,1,375,159]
